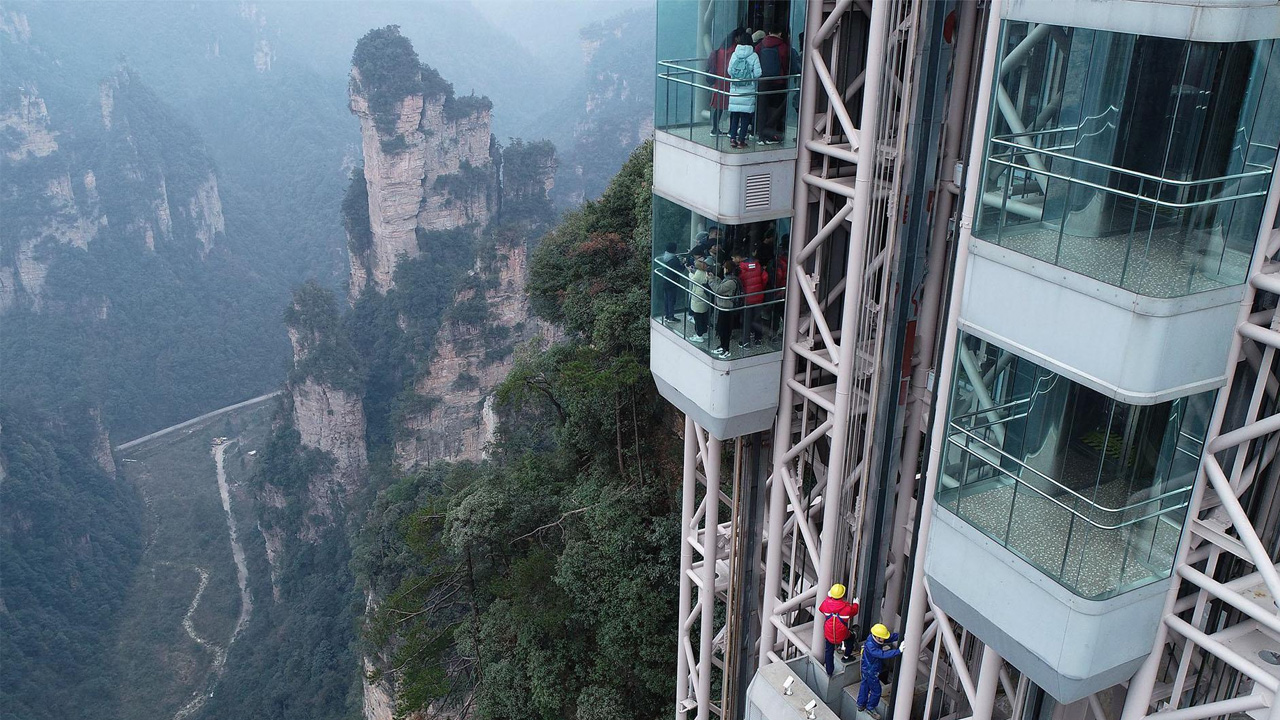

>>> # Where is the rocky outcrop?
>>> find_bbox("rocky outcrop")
[188,174,226,256]
[395,239,550,470]
[0,86,58,161]
[363,656,397,720]
[283,284,370,535]
[88,407,115,476]
[346,40,496,298]
[291,378,368,501]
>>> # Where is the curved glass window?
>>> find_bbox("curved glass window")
[651,195,790,359]
[655,0,805,152]
[974,22,1280,297]
[938,332,1213,599]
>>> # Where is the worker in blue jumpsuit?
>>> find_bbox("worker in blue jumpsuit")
[858,623,901,719]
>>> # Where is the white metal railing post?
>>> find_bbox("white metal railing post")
[697,433,722,720]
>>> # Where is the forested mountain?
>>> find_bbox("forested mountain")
[0,18,289,442]
[352,143,682,720]
[1,3,660,719]
[528,7,657,206]
[0,405,146,720]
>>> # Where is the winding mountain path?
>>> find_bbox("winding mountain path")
[171,440,255,720]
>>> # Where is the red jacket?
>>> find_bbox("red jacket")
[819,596,859,643]
[738,259,768,305]
[708,47,732,110]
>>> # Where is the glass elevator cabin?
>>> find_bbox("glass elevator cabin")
[926,12,1280,703]
[651,0,806,440]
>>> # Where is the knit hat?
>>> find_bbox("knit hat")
[752,30,766,43]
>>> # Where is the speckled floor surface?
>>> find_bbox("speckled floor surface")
[950,480,1182,598]
[658,311,784,359]
[660,121,799,154]
[992,225,1249,297]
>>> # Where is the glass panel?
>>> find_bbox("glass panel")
[652,195,790,359]
[973,22,1280,297]
[655,0,806,152]
[937,332,1214,599]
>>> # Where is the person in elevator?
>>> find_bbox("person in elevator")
[754,23,791,144]
[819,583,860,676]
[727,30,762,150]
[707,29,739,136]
[712,260,742,357]
[688,257,712,341]
[658,242,681,322]
[736,247,768,348]
[858,623,902,719]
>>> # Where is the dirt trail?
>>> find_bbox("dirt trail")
[171,441,254,720]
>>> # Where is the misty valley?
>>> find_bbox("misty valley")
[1,3,670,719]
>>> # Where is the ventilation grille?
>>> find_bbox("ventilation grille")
[744,173,772,210]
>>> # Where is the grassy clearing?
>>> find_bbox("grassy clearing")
[108,400,277,720]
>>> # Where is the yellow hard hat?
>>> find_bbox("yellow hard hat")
[828,584,846,599]
[871,623,891,640]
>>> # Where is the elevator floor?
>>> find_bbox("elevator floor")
[952,481,1183,599]
[992,225,1248,298]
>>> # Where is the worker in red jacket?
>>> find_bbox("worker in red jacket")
[819,583,859,676]
[736,250,769,348]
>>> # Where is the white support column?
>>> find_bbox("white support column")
[891,3,1005,719]
[698,433,721,720]
[972,646,1005,720]
[677,415,698,720]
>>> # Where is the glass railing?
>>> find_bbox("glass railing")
[652,257,785,360]
[976,129,1274,298]
[656,58,801,153]
[939,396,1199,600]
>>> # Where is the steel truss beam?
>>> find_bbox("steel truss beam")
[1119,159,1280,720]
[759,0,922,668]
[677,417,754,720]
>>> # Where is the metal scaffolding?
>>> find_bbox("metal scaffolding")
[757,0,922,668]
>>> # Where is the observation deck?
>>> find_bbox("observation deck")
[653,0,804,223]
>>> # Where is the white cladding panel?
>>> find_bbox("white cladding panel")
[1002,0,1280,43]
[653,131,796,224]
[959,241,1242,404]
[650,321,780,440]
[926,506,1169,704]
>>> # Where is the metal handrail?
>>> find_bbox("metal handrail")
[986,156,1271,211]
[989,136,1274,189]
[656,70,800,99]
[653,259,786,306]
[947,422,1195,519]
[946,433,1192,533]
[657,58,802,84]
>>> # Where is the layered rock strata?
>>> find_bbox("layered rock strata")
[348,67,494,298]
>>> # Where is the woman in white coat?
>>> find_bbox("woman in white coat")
[688,257,712,340]
[727,30,762,150]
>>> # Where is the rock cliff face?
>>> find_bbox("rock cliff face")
[0,68,226,313]
[347,62,495,298]
[283,288,370,536]
[395,239,548,469]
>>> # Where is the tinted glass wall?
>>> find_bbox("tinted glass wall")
[938,332,1214,599]
[655,0,805,151]
[974,22,1280,297]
